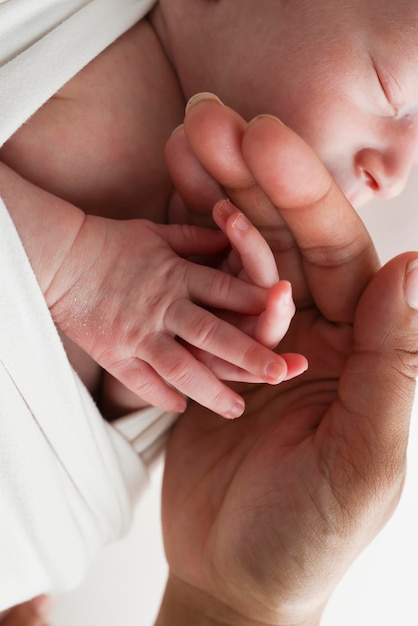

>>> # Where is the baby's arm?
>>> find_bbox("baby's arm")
[0,162,304,419]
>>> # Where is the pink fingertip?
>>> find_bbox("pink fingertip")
[282,354,308,380]
[213,198,235,225]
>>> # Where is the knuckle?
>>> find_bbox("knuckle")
[132,375,159,398]
[162,356,195,387]
[208,387,230,411]
[393,346,418,381]
[259,224,296,253]
[209,272,234,302]
[240,343,264,370]
[192,315,223,349]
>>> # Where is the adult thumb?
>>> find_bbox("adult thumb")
[325,252,418,507]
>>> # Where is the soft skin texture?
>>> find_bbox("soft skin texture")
[1,0,418,619]
[46,207,300,417]
[2,0,418,414]
[156,0,418,207]
[0,20,304,419]
[155,98,418,626]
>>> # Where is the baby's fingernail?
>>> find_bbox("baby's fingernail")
[170,123,184,136]
[233,213,250,232]
[186,92,224,113]
[405,259,418,310]
[225,399,245,419]
[265,360,286,382]
[215,199,235,223]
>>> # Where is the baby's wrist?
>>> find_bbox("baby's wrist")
[44,212,97,307]
[0,161,87,296]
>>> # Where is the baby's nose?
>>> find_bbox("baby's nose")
[355,126,418,200]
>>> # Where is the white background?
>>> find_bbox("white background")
[50,170,418,626]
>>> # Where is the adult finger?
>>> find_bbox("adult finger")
[182,95,380,322]
[180,95,305,298]
[242,115,380,322]
[182,95,285,227]
[166,124,226,227]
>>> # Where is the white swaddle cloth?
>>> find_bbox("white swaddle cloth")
[0,0,179,610]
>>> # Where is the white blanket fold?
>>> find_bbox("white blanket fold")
[0,0,179,610]
[0,198,153,608]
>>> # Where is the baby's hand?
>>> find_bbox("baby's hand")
[48,210,305,418]
[190,199,308,383]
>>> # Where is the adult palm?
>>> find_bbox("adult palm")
[160,101,418,625]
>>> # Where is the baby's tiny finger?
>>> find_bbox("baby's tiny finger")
[141,334,246,418]
[282,353,309,380]
[184,345,266,383]
[166,300,288,384]
[213,199,279,288]
[109,357,188,414]
[185,344,307,383]
[254,281,295,348]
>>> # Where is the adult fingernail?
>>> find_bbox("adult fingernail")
[405,259,418,310]
[170,123,184,136]
[248,113,285,128]
[185,92,224,113]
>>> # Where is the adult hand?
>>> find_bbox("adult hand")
[166,94,380,322]
[156,97,418,625]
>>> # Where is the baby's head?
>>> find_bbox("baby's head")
[160,0,418,206]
